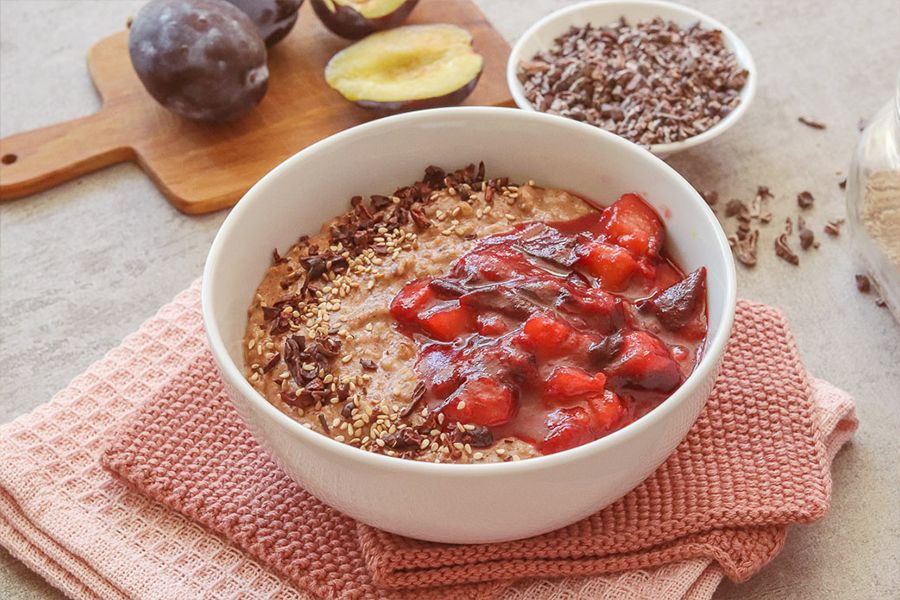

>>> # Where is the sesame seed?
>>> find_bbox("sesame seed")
[457,401,467,410]
[473,452,484,461]
[341,354,353,363]
[453,442,464,450]
[335,435,345,442]
[375,438,386,447]
[496,448,506,456]
[464,443,472,454]
[463,423,476,431]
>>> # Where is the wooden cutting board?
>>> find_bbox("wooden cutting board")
[0,0,512,214]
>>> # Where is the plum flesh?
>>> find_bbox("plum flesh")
[324,24,483,112]
[128,0,268,122]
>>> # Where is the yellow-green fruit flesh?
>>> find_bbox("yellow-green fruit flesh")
[325,24,483,109]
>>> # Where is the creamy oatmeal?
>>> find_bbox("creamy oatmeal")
[244,164,707,463]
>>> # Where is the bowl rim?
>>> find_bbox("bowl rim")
[202,106,737,477]
[505,0,758,156]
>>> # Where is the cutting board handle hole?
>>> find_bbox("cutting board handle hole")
[1,153,17,165]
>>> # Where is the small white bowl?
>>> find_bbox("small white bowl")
[202,107,736,544]
[507,0,757,156]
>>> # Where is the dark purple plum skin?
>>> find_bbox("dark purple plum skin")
[310,0,419,40]
[128,0,269,122]
[356,68,482,114]
[224,0,304,46]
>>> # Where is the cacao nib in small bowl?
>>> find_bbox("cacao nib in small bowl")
[507,0,757,156]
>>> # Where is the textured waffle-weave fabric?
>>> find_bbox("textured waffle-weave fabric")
[0,281,857,600]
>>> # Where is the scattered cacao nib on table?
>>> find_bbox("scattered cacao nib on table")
[705,182,848,268]
[797,217,816,250]
[728,228,759,267]
[725,199,748,218]
[700,190,719,206]
[774,233,800,265]
[797,191,815,209]
[824,219,845,236]
[517,17,747,146]
[855,274,871,293]
[798,116,827,130]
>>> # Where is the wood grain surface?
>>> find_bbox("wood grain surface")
[0,0,513,213]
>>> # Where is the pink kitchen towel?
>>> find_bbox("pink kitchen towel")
[0,281,857,600]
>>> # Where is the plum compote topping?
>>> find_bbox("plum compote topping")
[389,193,707,455]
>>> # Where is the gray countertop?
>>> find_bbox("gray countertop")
[1,1,899,598]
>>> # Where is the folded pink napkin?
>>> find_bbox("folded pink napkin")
[0,281,857,600]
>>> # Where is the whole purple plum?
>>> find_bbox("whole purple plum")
[129,0,269,122]
[225,0,304,46]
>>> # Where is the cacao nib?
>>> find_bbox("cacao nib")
[399,381,427,418]
[797,191,815,209]
[262,352,281,373]
[456,425,494,448]
[300,255,326,280]
[341,401,356,419]
[382,428,423,451]
[774,234,799,265]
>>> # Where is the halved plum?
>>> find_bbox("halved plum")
[324,24,483,112]
[311,0,418,39]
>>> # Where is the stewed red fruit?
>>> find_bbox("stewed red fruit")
[389,193,707,455]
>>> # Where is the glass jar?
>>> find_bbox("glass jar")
[846,73,900,322]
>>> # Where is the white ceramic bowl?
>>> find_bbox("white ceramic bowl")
[507,0,757,156]
[202,107,736,544]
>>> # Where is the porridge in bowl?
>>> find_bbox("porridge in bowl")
[244,163,707,463]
